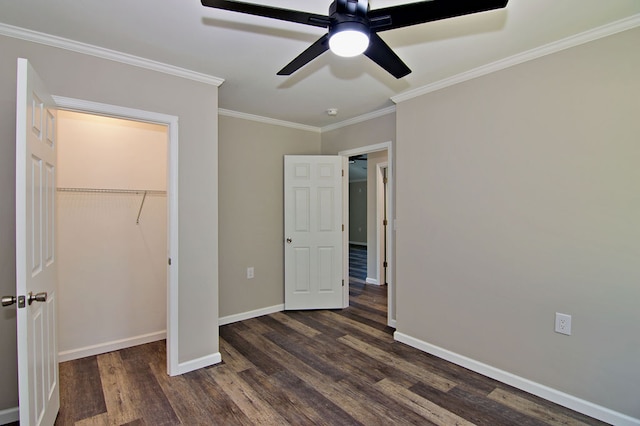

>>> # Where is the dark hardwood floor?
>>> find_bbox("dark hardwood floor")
[54,281,608,425]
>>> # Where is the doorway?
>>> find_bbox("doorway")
[340,142,394,327]
[52,96,180,375]
[348,154,367,282]
[56,110,168,362]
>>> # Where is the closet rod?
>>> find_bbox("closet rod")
[57,187,166,195]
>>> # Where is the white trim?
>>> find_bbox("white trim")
[0,23,224,87]
[218,304,285,326]
[322,106,396,133]
[53,96,181,377]
[58,331,166,362]
[339,142,391,158]
[376,162,389,288]
[219,106,396,135]
[219,109,321,133]
[52,96,177,124]
[341,156,351,308]
[365,277,380,285]
[166,114,180,377]
[392,14,640,104]
[393,332,640,426]
[0,407,19,424]
[175,353,222,376]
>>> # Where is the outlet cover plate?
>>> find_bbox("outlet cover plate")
[555,313,572,335]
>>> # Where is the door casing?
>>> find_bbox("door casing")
[52,96,180,375]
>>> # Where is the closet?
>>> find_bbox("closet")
[56,110,168,361]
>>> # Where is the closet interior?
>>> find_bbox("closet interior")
[56,110,168,361]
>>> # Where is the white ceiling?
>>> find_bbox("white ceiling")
[1,1,639,128]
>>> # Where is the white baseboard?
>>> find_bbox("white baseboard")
[366,277,380,285]
[173,352,221,376]
[393,331,640,426]
[219,304,284,326]
[58,330,166,362]
[0,406,19,424]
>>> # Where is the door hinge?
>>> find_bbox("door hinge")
[342,279,345,287]
[383,177,388,184]
[383,219,388,226]
[168,258,172,266]
[342,224,344,232]
[342,169,344,177]
[383,261,388,268]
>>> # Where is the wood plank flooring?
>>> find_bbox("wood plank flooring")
[53,281,608,425]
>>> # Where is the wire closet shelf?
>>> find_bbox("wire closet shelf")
[56,187,167,224]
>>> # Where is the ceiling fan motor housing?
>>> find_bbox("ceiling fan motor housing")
[330,0,369,17]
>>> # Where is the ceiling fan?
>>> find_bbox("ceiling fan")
[201,0,508,78]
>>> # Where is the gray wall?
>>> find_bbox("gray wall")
[218,115,321,318]
[0,35,219,411]
[348,181,367,244]
[395,27,640,418]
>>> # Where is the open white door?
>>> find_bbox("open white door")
[16,58,60,426]
[284,156,343,310]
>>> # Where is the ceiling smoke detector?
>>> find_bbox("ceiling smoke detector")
[327,108,338,116]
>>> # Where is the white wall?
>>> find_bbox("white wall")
[56,111,167,360]
[395,27,640,421]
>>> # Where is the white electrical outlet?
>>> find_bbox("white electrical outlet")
[247,267,254,279]
[555,313,572,335]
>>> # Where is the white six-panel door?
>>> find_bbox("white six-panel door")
[16,58,59,426]
[284,156,343,310]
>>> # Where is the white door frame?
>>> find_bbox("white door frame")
[376,161,389,288]
[51,96,180,375]
[338,142,394,327]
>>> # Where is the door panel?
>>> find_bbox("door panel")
[16,58,59,426]
[284,156,343,310]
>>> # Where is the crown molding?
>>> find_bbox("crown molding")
[392,13,640,104]
[219,105,397,134]
[0,23,224,87]
[218,108,321,133]
[321,105,396,133]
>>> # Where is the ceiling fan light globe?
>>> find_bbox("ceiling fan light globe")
[329,30,369,57]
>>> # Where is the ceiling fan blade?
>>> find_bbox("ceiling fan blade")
[201,0,330,28]
[364,33,411,79]
[368,0,508,32]
[277,34,330,75]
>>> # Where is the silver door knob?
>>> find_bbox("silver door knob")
[27,291,47,305]
[286,237,292,244]
[2,296,16,307]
